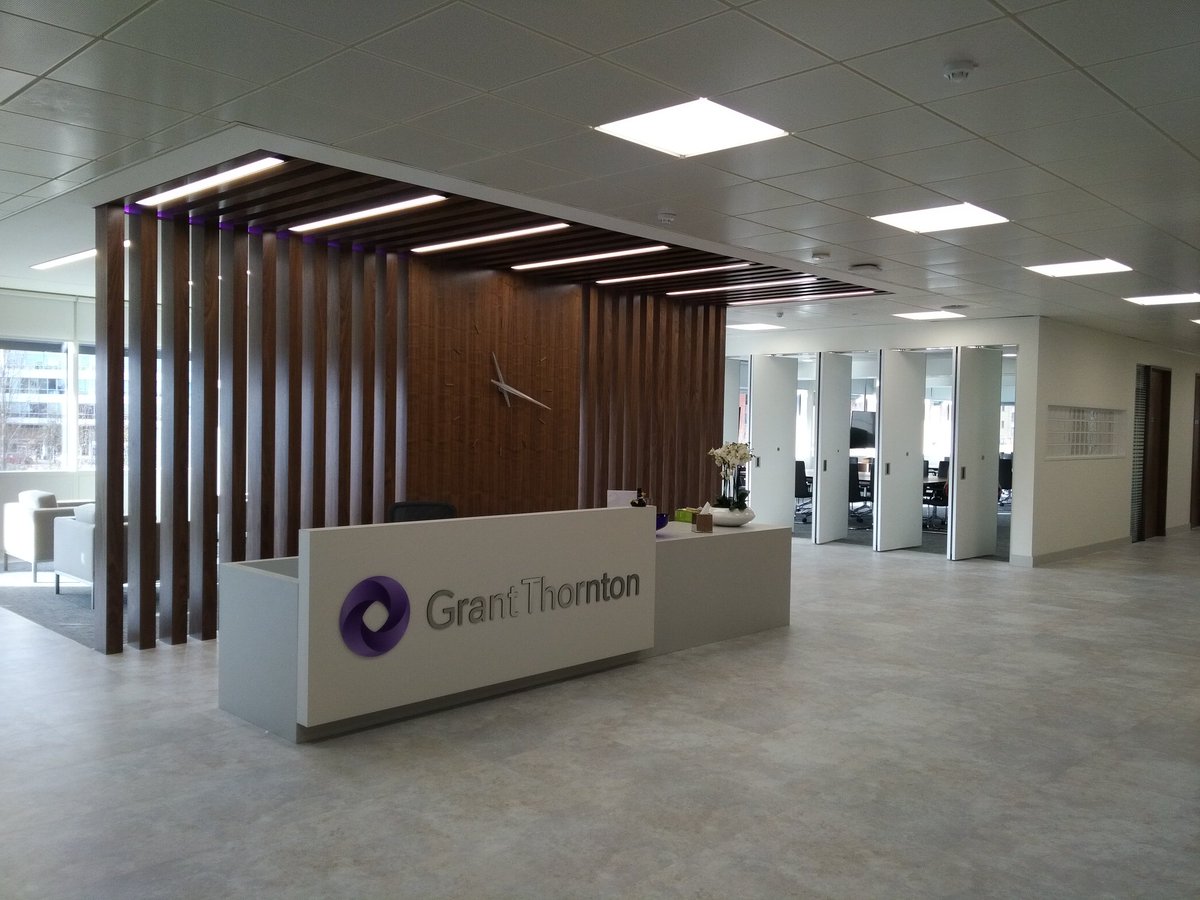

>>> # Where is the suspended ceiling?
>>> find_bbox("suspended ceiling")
[0,0,1197,351]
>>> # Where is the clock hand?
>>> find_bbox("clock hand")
[490,379,551,411]
[490,352,510,407]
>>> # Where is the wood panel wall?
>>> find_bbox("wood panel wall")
[579,288,727,514]
[406,258,582,517]
[93,207,406,651]
[94,213,727,652]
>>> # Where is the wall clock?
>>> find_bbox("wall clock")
[491,352,551,411]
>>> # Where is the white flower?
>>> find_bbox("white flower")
[708,441,753,471]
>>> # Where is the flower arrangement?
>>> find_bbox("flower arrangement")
[708,441,753,510]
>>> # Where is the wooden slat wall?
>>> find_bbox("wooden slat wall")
[579,288,727,514]
[407,257,581,516]
[93,215,407,651]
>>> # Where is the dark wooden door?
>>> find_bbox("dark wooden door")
[1192,374,1200,528]
[1142,367,1171,538]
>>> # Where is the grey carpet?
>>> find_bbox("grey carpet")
[0,566,94,648]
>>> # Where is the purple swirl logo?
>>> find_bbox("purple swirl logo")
[339,576,411,657]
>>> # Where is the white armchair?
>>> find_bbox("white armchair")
[2,490,88,582]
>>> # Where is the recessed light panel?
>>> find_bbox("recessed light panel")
[596,263,749,285]
[30,248,99,270]
[667,276,817,297]
[894,310,966,320]
[729,290,876,306]
[136,157,285,207]
[729,323,785,331]
[1125,293,1200,306]
[595,99,787,158]
[290,194,446,232]
[411,222,569,253]
[512,245,668,271]
[1026,259,1131,277]
[872,202,1007,233]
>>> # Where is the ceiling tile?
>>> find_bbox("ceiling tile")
[798,218,904,244]
[745,0,999,59]
[0,0,145,34]
[766,163,909,201]
[983,188,1113,221]
[444,153,581,194]
[609,10,826,95]
[517,131,664,178]
[497,58,689,127]
[991,111,1176,164]
[928,71,1125,135]
[1086,172,1200,208]
[362,3,585,90]
[687,181,808,216]
[1019,0,1199,66]
[739,202,856,231]
[340,123,496,171]
[274,51,475,122]
[1088,43,1200,108]
[0,194,40,214]
[0,109,132,157]
[722,65,907,133]
[53,138,165,183]
[826,185,954,217]
[109,0,338,83]
[211,87,390,144]
[569,158,745,202]
[736,231,823,253]
[0,142,89,178]
[847,19,1071,104]
[1040,144,1200,187]
[926,166,1073,204]
[0,170,44,193]
[214,0,446,45]
[869,139,1025,183]
[603,200,778,244]
[801,107,973,159]
[3,80,190,138]
[931,221,1040,249]
[145,115,231,147]
[0,67,34,98]
[20,178,79,199]
[528,178,652,213]
[408,96,581,154]
[1141,97,1200,150]
[0,12,90,75]
[467,0,725,53]
[51,40,255,113]
[700,138,849,183]
[838,232,948,258]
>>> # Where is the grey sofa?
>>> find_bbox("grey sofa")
[2,490,88,582]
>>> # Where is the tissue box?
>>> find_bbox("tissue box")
[693,512,713,533]
[674,508,696,523]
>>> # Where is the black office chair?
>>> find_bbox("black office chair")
[794,460,813,524]
[848,462,871,525]
[386,501,457,522]
[998,456,1013,507]
[923,480,948,530]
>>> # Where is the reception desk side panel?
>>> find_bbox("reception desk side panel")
[651,524,791,657]
[217,562,300,740]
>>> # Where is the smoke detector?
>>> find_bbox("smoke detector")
[812,251,831,262]
[850,262,882,274]
[943,60,977,82]
[656,208,677,226]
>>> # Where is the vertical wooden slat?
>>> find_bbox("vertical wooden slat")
[258,231,277,557]
[285,237,303,553]
[304,239,327,528]
[93,204,125,654]
[189,221,219,640]
[350,248,366,524]
[272,232,292,556]
[218,228,235,562]
[335,247,353,525]
[232,231,249,559]
[244,231,264,561]
[362,252,378,522]
[383,253,402,506]
[159,215,189,644]
[126,210,157,649]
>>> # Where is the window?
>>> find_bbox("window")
[0,342,67,470]
[1046,405,1122,459]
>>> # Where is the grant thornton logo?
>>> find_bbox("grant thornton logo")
[339,576,411,658]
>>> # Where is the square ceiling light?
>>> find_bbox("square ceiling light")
[728,323,785,331]
[1125,293,1200,305]
[894,310,965,320]
[595,99,787,158]
[872,202,1007,233]
[1026,259,1131,277]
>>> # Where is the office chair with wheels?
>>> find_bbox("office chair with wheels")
[795,460,813,524]
[923,480,948,530]
[848,462,871,525]
[386,501,457,522]
[998,456,1013,507]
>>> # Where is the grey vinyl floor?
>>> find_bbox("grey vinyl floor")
[1,531,1197,899]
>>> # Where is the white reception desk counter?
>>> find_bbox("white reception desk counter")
[219,508,790,741]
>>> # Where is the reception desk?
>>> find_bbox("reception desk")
[219,509,790,741]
